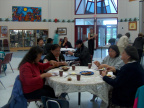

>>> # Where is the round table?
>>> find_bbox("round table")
[47,66,111,108]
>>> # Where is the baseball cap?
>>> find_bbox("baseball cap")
[75,40,83,45]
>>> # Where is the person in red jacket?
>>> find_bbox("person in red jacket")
[18,46,58,99]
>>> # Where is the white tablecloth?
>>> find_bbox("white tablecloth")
[60,48,75,52]
[47,66,111,108]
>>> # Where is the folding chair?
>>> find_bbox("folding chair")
[1,53,14,75]
[41,96,69,108]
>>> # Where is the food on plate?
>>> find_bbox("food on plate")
[71,72,76,75]
[67,77,72,81]
[81,71,92,75]
[106,74,111,77]
[62,66,69,71]
[99,68,105,71]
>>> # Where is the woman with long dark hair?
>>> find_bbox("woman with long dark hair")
[19,46,58,99]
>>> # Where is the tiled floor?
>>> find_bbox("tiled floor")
[0,49,108,108]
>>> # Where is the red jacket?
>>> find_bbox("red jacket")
[19,62,51,94]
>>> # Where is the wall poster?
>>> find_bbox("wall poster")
[12,6,41,22]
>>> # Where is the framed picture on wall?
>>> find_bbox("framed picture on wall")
[0,26,8,37]
[57,27,67,35]
[128,21,137,30]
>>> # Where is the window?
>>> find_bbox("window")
[75,0,95,14]
[75,18,94,25]
[96,0,117,14]
[10,29,48,48]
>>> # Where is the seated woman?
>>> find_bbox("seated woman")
[43,44,67,68]
[68,40,91,66]
[61,37,72,48]
[94,45,124,70]
[101,46,144,108]
[91,45,124,101]
[19,46,58,99]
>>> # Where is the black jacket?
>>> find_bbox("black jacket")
[74,45,91,66]
[44,52,65,62]
[103,62,144,107]
[133,37,144,50]
[44,43,53,55]
[61,41,72,48]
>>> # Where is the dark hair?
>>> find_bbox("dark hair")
[18,46,43,69]
[125,32,130,38]
[37,38,43,44]
[47,38,53,43]
[138,33,143,37]
[76,40,83,45]
[90,28,93,30]
[51,44,60,51]
[55,30,58,34]
[64,37,67,40]
[108,45,120,57]
[124,46,139,61]
[117,34,122,38]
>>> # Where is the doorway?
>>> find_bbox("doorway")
[75,26,94,41]
[75,18,95,47]
[96,18,117,47]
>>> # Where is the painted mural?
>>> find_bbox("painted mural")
[12,6,41,22]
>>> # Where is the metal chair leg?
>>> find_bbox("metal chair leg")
[66,94,70,100]
[2,65,6,76]
[0,80,6,89]
[9,63,14,73]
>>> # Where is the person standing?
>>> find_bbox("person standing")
[117,32,130,54]
[133,33,144,63]
[53,30,59,44]
[88,28,98,56]
[115,34,122,45]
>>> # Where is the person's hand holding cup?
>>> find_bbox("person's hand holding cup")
[94,61,100,67]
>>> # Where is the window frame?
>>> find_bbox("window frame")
[75,0,95,15]
[96,0,118,14]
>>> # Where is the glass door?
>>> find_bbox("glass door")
[106,26,117,44]
[75,26,94,41]
[97,26,106,46]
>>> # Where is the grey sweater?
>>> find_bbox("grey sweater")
[101,55,124,70]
